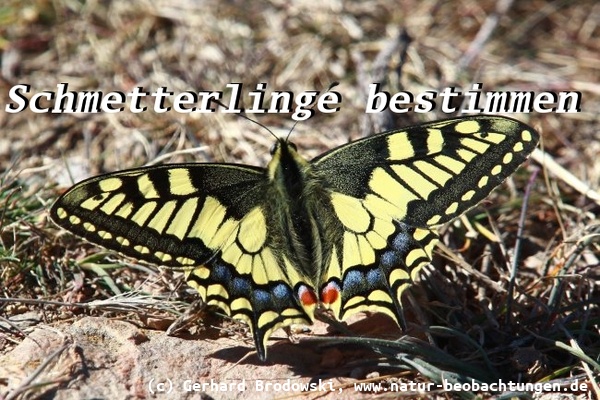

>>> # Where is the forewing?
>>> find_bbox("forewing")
[313,116,539,227]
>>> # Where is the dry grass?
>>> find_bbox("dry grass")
[1,0,599,398]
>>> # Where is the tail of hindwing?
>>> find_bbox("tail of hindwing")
[185,256,314,360]
[336,222,439,327]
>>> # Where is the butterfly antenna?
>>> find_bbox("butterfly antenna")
[212,99,279,141]
[284,81,340,142]
[285,120,300,143]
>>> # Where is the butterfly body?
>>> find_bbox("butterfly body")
[51,116,539,360]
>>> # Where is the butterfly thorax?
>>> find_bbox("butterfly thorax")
[266,140,326,282]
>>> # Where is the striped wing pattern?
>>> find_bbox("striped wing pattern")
[51,115,539,360]
[51,164,315,358]
[313,116,538,328]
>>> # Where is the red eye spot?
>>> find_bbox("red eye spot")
[320,281,340,304]
[298,285,318,306]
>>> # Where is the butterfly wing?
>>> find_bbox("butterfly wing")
[312,116,539,323]
[51,164,314,360]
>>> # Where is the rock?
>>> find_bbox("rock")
[0,316,345,399]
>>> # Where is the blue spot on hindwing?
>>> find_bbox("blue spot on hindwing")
[212,263,231,281]
[343,270,363,289]
[272,283,291,299]
[232,277,251,294]
[253,289,271,308]
[381,250,399,268]
[367,268,383,284]
[392,232,410,252]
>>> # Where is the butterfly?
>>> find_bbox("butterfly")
[51,115,539,360]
